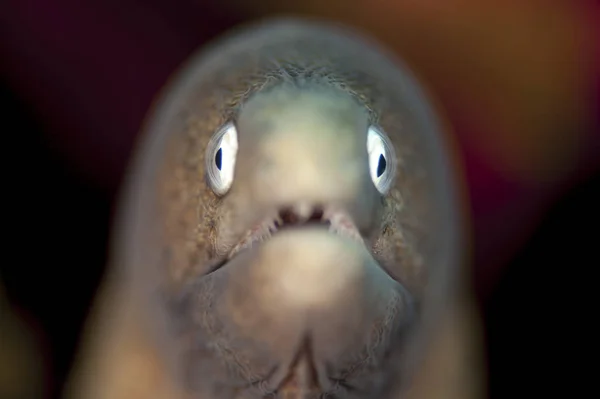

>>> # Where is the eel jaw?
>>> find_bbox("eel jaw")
[227,205,365,260]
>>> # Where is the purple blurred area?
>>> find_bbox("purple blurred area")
[1,1,598,398]
[1,0,238,193]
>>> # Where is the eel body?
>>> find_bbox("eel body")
[66,18,464,399]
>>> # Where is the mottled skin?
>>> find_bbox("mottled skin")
[66,19,462,399]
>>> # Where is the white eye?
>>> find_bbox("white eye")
[367,125,396,194]
[206,122,239,196]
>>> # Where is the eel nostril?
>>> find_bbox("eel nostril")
[309,207,324,221]
[279,207,298,224]
[279,205,325,226]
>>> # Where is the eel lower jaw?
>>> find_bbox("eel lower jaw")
[227,206,366,260]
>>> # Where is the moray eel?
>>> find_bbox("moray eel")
[68,18,462,399]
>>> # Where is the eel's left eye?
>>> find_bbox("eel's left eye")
[206,122,239,196]
[367,125,396,194]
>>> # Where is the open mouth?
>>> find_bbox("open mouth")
[227,205,365,259]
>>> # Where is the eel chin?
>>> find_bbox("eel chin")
[203,226,414,395]
[229,226,394,311]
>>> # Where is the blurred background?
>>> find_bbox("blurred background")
[1,1,598,398]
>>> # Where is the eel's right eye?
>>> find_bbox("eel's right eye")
[206,122,239,196]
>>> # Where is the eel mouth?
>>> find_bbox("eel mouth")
[227,205,365,260]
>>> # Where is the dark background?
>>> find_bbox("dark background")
[1,1,598,398]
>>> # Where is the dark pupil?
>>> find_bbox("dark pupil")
[376,154,386,177]
[215,148,222,170]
